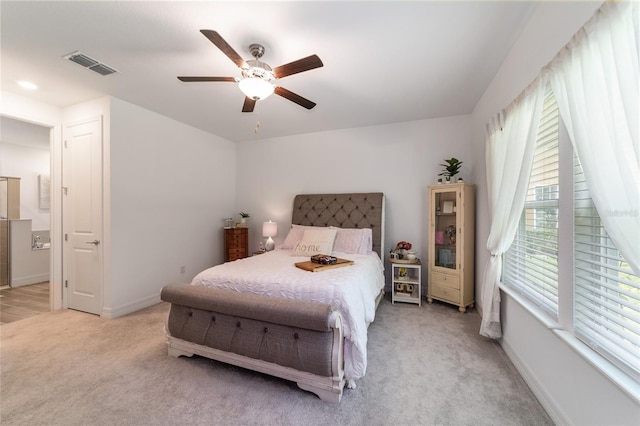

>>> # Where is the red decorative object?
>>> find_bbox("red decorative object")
[396,241,412,251]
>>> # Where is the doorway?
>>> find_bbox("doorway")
[0,116,52,321]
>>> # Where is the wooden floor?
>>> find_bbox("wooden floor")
[0,282,50,325]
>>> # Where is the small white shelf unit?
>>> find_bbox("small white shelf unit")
[390,259,422,306]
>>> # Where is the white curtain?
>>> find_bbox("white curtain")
[480,78,547,338]
[546,1,640,276]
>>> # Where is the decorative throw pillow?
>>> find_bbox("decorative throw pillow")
[331,226,373,254]
[292,228,337,257]
[281,224,328,249]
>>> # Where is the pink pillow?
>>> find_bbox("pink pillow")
[330,226,373,254]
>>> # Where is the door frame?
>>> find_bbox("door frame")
[0,110,62,311]
[1,94,110,314]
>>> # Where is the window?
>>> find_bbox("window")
[574,159,640,379]
[503,89,559,317]
[503,89,640,380]
[533,184,558,229]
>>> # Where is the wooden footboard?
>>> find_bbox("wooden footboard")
[160,283,346,403]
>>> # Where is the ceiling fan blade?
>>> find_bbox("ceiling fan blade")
[242,97,256,113]
[273,55,323,79]
[200,30,247,69]
[177,76,236,82]
[274,87,317,110]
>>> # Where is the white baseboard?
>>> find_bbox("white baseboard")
[500,339,570,426]
[11,273,49,287]
[101,292,161,319]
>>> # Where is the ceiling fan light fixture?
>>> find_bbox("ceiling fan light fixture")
[239,77,274,101]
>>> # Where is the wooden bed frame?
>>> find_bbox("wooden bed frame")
[160,193,385,403]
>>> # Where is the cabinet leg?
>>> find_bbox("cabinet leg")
[427,297,433,304]
[459,306,466,313]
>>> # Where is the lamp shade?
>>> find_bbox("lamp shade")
[239,77,274,100]
[262,221,277,238]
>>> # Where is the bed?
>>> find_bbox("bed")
[161,192,385,402]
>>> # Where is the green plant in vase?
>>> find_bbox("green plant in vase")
[238,211,250,226]
[439,157,463,182]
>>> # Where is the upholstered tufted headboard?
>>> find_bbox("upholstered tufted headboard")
[291,193,385,257]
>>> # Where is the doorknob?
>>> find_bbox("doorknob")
[85,240,100,245]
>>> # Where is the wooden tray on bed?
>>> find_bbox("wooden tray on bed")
[295,258,354,272]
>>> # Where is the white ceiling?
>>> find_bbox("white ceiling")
[1,1,538,142]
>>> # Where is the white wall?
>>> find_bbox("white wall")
[0,116,51,230]
[2,92,238,316]
[108,97,236,316]
[470,1,639,424]
[236,115,472,293]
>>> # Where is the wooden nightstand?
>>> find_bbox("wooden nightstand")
[224,227,248,262]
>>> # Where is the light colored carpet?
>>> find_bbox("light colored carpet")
[0,298,553,425]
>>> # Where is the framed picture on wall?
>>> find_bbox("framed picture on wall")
[38,174,50,210]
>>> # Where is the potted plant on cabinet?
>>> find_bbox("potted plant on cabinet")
[238,212,250,227]
[438,157,463,182]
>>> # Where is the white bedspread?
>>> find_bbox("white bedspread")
[190,249,385,380]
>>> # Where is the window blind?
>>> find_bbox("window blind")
[574,158,640,379]
[503,89,559,317]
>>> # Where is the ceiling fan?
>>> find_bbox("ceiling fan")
[178,30,323,113]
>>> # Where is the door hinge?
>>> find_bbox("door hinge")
[65,280,68,288]
[64,233,68,242]
[64,140,68,149]
[63,187,68,195]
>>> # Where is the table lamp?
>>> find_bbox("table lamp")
[262,221,277,251]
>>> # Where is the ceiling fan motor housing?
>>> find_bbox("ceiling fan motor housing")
[242,59,274,81]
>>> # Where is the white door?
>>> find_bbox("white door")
[63,117,103,315]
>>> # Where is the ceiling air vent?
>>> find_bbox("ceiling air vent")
[63,51,118,76]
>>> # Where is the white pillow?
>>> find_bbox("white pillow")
[281,224,328,249]
[292,228,337,257]
[330,226,373,254]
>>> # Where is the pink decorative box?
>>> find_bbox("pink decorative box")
[435,231,444,245]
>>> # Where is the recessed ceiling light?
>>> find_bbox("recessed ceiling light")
[18,80,38,90]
